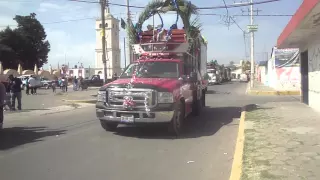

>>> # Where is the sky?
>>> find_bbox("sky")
[0,0,303,69]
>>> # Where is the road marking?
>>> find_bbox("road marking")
[229,109,246,180]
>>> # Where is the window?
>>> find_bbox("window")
[99,24,102,28]
[113,24,114,28]
[105,23,108,27]
[120,62,179,78]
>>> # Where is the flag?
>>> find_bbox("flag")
[121,18,126,29]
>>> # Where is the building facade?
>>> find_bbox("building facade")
[277,0,320,112]
[95,7,121,80]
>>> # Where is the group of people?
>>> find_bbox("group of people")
[0,75,23,129]
[50,76,85,93]
[24,75,39,95]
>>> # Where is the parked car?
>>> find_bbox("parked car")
[41,78,53,89]
[18,75,42,90]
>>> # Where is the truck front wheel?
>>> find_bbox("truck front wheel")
[168,102,185,136]
[100,120,118,132]
[192,95,203,116]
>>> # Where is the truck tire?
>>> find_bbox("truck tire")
[100,120,118,132]
[202,92,206,107]
[192,94,202,116]
[168,102,185,136]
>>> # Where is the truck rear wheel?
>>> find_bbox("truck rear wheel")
[168,102,185,136]
[100,120,118,132]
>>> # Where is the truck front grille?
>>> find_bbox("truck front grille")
[107,88,156,109]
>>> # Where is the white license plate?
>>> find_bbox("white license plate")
[120,115,134,123]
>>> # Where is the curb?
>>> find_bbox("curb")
[62,99,96,103]
[229,106,246,180]
[247,90,300,96]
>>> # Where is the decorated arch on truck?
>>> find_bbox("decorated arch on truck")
[127,0,205,51]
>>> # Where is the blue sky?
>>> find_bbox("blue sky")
[0,0,303,69]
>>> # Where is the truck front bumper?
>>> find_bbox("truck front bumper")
[96,108,174,124]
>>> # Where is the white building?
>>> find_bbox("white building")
[277,0,320,112]
[95,7,121,80]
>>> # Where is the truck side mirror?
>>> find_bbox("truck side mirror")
[189,72,197,82]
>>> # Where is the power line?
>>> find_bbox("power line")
[67,0,282,9]
[0,17,97,28]
[201,13,293,17]
[0,12,291,28]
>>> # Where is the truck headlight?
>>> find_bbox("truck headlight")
[97,91,107,102]
[158,92,173,103]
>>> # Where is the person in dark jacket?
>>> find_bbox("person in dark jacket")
[25,77,30,95]
[8,75,22,110]
[0,76,6,129]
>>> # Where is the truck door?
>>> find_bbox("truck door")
[180,63,193,106]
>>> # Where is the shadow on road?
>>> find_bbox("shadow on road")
[114,106,241,139]
[206,90,231,95]
[0,126,66,150]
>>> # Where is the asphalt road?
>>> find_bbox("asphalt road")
[0,81,299,180]
[5,88,98,111]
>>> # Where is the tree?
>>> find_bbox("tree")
[0,13,50,69]
[242,60,251,72]
[229,61,234,66]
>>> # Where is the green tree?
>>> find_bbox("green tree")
[0,13,50,69]
[242,60,251,72]
[229,61,234,66]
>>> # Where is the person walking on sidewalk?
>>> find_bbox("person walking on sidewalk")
[0,76,6,129]
[8,75,22,111]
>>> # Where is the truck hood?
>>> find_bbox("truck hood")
[100,78,179,92]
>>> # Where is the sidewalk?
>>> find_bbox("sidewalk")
[247,81,300,95]
[241,102,320,180]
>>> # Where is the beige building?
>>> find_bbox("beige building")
[95,7,121,79]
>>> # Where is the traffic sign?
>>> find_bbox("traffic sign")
[247,25,258,32]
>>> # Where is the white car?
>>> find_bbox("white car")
[239,73,249,82]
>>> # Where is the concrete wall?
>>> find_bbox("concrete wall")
[308,41,320,112]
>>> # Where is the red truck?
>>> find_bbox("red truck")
[96,29,207,135]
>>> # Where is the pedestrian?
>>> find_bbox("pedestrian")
[61,77,65,92]
[73,76,78,91]
[52,80,57,93]
[28,75,36,95]
[25,77,30,95]
[0,76,6,129]
[64,78,68,92]
[8,74,22,111]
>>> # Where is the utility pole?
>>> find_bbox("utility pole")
[126,0,132,64]
[100,0,107,83]
[250,0,254,88]
[235,0,259,88]
[124,37,127,68]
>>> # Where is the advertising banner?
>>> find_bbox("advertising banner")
[274,48,300,67]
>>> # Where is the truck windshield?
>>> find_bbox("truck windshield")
[120,62,179,78]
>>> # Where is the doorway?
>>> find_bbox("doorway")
[300,50,309,105]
